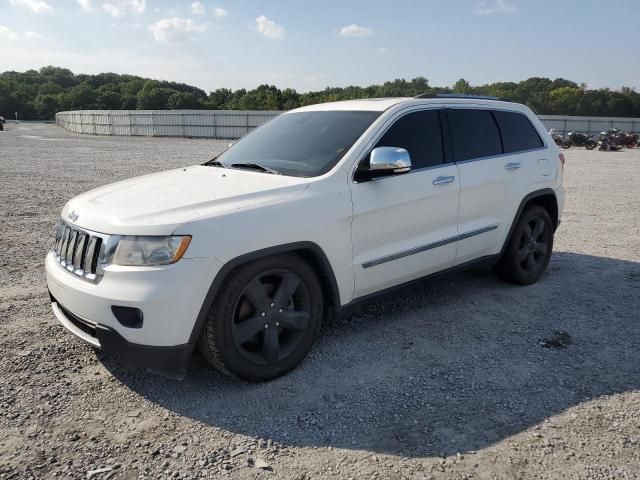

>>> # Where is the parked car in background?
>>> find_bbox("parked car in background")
[46,95,565,382]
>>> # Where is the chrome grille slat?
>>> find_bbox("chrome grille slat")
[59,227,70,260]
[51,221,106,283]
[65,230,77,267]
[84,236,98,275]
[73,234,87,273]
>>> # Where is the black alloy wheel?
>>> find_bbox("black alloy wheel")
[230,270,311,365]
[516,216,549,274]
[493,205,554,285]
[199,253,323,381]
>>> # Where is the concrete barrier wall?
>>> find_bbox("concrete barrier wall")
[56,110,640,140]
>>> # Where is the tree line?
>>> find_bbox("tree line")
[1,66,639,120]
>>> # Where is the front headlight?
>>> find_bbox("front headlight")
[111,235,191,266]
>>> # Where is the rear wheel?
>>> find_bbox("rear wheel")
[493,205,554,285]
[585,140,597,150]
[199,254,323,381]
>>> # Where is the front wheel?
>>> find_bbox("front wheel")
[585,140,597,150]
[199,253,323,381]
[493,205,554,285]
[561,140,572,149]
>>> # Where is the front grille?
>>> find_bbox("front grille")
[58,304,97,339]
[52,222,103,282]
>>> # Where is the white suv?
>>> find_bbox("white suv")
[46,95,565,381]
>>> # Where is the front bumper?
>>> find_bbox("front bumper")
[45,250,223,378]
[50,297,193,379]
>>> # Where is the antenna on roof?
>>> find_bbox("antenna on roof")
[414,93,512,102]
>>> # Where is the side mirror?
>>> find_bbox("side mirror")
[369,147,411,174]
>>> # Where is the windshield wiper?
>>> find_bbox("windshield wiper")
[202,157,227,168]
[230,163,281,175]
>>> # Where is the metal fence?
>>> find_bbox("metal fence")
[55,110,280,139]
[56,110,640,140]
[538,115,639,136]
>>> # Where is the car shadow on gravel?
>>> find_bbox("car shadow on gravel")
[101,251,640,458]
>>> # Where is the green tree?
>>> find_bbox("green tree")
[167,91,202,109]
[453,78,471,94]
[33,94,60,119]
[137,85,176,109]
[3,67,640,119]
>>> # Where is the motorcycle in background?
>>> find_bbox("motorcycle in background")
[548,128,563,146]
[597,131,623,151]
[619,131,639,148]
[562,131,597,150]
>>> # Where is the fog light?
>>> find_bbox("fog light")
[111,306,144,329]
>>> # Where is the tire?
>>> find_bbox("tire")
[585,140,597,150]
[198,253,323,381]
[561,140,572,149]
[493,205,554,285]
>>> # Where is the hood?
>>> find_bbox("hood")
[62,165,309,235]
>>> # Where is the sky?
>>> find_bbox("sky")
[0,0,638,93]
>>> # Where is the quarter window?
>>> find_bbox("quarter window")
[494,110,544,153]
[374,110,444,169]
[447,109,502,162]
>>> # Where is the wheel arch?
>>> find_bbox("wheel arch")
[500,188,559,257]
[187,242,341,345]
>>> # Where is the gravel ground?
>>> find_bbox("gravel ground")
[1,123,639,480]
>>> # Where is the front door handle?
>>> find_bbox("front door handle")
[432,176,455,186]
[505,162,522,171]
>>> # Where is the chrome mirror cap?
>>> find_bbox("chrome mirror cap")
[369,147,411,174]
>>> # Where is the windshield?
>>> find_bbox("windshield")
[215,111,381,177]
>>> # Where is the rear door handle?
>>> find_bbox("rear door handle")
[432,176,455,185]
[505,162,521,171]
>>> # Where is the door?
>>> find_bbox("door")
[448,108,538,265]
[350,109,461,298]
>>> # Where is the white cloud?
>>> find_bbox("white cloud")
[213,7,228,18]
[476,0,517,15]
[77,0,92,11]
[339,24,373,37]
[0,26,41,40]
[23,30,42,39]
[190,1,205,15]
[102,0,146,17]
[148,17,207,43]
[0,25,19,40]
[8,0,53,14]
[377,47,389,54]
[254,15,284,40]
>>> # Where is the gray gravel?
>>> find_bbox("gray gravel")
[1,123,639,479]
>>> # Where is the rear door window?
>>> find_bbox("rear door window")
[493,110,544,153]
[374,109,444,169]
[447,109,502,162]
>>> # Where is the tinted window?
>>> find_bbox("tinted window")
[447,109,502,162]
[494,110,544,153]
[216,111,380,177]
[374,110,444,169]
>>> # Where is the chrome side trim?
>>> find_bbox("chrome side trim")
[362,224,498,269]
[454,146,548,166]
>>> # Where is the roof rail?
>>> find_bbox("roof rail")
[415,93,513,102]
